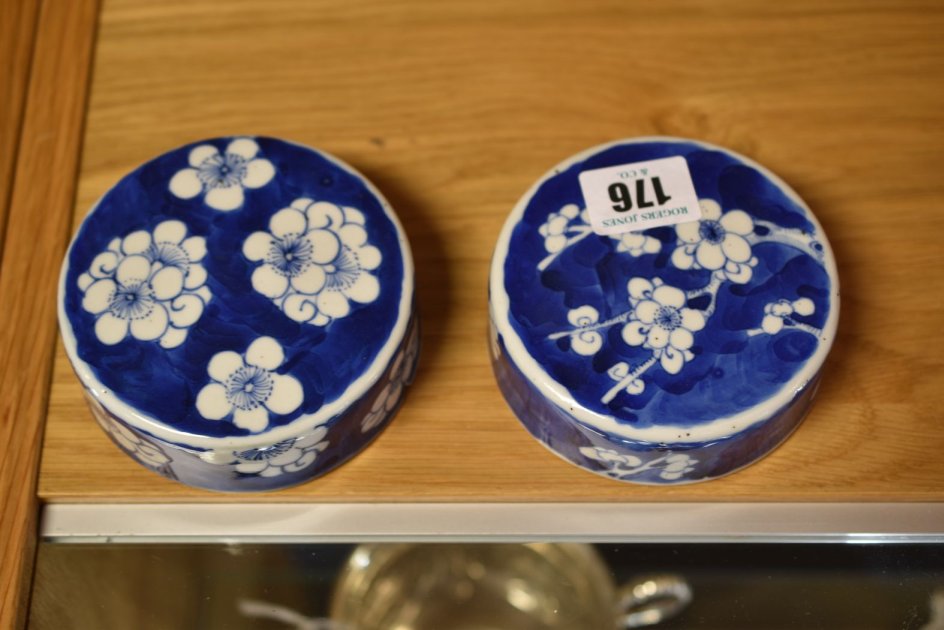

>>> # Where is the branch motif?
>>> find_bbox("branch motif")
[580,447,698,481]
[539,199,826,405]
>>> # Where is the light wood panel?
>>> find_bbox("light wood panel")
[36,0,944,503]
[0,1,99,627]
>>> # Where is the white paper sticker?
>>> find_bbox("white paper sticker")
[579,156,702,235]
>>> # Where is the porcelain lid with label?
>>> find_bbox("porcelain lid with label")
[59,136,413,450]
[490,137,838,445]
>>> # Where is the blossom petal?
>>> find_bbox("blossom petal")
[184,264,207,290]
[269,208,307,238]
[627,277,654,300]
[695,242,725,270]
[671,246,695,270]
[306,229,340,264]
[653,285,685,308]
[242,232,274,262]
[305,201,345,230]
[233,406,269,432]
[680,308,706,332]
[196,383,232,420]
[77,273,93,291]
[295,427,329,448]
[169,168,203,199]
[108,422,138,451]
[205,185,244,211]
[546,215,568,236]
[235,460,268,474]
[283,451,318,472]
[83,279,116,314]
[344,272,379,303]
[544,234,567,253]
[762,314,784,334]
[245,336,284,370]
[721,234,752,263]
[291,197,314,211]
[181,236,207,262]
[251,265,289,298]
[88,251,120,278]
[724,261,753,284]
[560,204,580,219]
[116,255,151,285]
[188,144,219,167]
[281,293,317,322]
[342,206,365,225]
[290,264,326,294]
[647,326,670,349]
[267,448,303,467]
[572,331,602,355]
[720,209,754,235]
[265,374,304,415]
[122,231,151,255]
[617,232,644,252]
[130,304,169,341]
[167,294,204,328]
[643,237,661,254]
[699,199,722,220]
[225,138,259,160]
[95,312,129,345]
[792,297,815,316]
[150,266,184,300]
[317,291,351,318]
[208,350,244,382]
[383,382,404,412]
[358,245,382,270]
[660,346,685,374]
[567,305,599,327]
[338,224,368,248]
[669,327,694,351]
[635,300,659,324]
[258,466,282,477]
[676,221,702,244]
[159,327,188,349]
[621,321,648,346]
[153,220,187,245]
[242,158,275,188]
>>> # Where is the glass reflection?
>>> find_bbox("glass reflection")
[28,542,944,629]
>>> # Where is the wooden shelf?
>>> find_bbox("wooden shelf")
[36,0,944,504]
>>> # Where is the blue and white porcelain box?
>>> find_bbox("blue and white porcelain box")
[59,137,417,492]
[490,138,838,484]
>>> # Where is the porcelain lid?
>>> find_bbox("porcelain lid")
[59,136,413,449]
[490,137,838,444]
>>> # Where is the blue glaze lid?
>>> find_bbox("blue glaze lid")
[490,138,839,445]
[59,136,414,450]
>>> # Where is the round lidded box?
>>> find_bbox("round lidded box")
[490,137,838,484]
[59,136,417,492]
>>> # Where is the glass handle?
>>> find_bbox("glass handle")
[615,574,692,628]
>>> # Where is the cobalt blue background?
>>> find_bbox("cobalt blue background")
[63,137,405,439]
[503,141,833,430]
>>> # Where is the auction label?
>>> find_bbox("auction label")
[579,156,702,235]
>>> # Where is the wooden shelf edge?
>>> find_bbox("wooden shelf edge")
[0,0,99,627]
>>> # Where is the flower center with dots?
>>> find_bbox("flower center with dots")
[698,220,726,244]
[225,366,274,410]
[267,234,314,278]
[109,281,155,320]
[655,306,682,331]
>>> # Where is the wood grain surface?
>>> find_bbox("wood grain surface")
[0,0,39,264]
[0,0,99,626]
[34,0,944,503]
